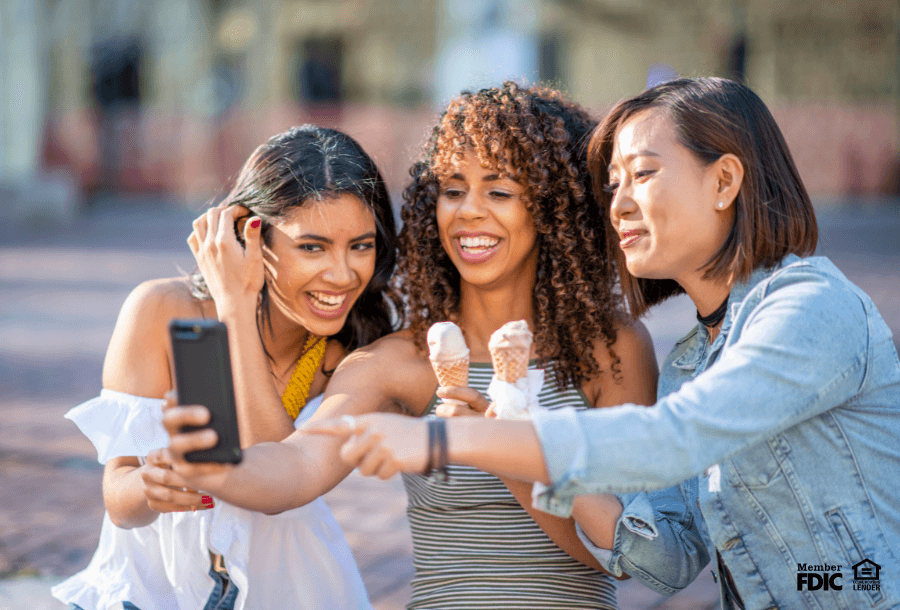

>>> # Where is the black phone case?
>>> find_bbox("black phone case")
[169,319,242,464]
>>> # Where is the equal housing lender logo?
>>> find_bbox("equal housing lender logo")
[852,558,882,592]
[796,559,882,592]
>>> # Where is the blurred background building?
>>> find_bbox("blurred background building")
[1,0,899,221]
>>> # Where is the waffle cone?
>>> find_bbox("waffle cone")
[431,355,469,388]
[490,346,530,384]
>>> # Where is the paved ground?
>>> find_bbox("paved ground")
[1,197,898,610]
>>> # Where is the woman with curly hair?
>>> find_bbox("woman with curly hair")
[158,82,661,609]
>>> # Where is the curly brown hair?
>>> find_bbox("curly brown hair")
[396,81,623,389]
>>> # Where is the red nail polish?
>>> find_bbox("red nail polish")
[201,496,212,504]
[250,218,261,229]
[205,501,215,509]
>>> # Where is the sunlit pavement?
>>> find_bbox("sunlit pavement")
[1,198,897,610]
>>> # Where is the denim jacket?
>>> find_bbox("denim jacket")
[532,255,900,609]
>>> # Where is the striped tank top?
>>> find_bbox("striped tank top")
[401,361,618,609]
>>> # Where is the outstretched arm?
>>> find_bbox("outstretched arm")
[305,411,542,477]
[160,336,430,513]
[311,268,873,495]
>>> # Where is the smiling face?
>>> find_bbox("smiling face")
[262,193,377,337]
[606,109,734,287]
[436,149,538,291]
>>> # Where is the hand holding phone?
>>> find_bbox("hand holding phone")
[169,319,242,464]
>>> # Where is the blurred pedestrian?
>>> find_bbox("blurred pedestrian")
[52,125,398,610]
[306,77,900,610]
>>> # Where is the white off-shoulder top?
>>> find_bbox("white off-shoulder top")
[52,389,372,610]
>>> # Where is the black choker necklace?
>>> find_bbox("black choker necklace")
[696,296,729,328]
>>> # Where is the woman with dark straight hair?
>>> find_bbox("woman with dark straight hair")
[307,77,900,610]
[595,76,818,317]
[53,125,397,610]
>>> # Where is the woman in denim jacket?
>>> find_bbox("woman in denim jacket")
[309,77,900,610]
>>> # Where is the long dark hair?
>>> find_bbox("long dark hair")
[588,77,818,318]
[397,82,623,390]
[192,124,401,352]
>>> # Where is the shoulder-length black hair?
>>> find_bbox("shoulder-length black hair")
[588,77,817,317]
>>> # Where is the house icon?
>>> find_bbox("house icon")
[853,559,881,580]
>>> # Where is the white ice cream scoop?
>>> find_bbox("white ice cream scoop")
[427,321,469,362]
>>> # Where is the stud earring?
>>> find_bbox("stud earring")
[717,201,725,209]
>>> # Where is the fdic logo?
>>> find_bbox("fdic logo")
[797,559,882,592]
[797,563,843,591]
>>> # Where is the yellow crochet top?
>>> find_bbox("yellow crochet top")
[281,335,327,420]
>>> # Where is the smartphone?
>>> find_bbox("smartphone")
[169,319,242,464]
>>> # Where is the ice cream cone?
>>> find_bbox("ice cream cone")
[427,321,470,390]
[488,320,532,384]
[489,346,530,384]
[431,354,470,389]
